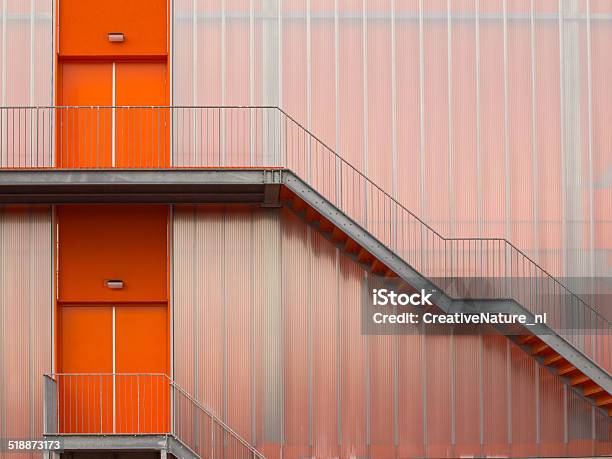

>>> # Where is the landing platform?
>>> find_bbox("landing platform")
[42,434,197,459]
[0,168,282,204]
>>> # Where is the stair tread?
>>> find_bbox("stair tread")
[557,364,578,376]
[531,342,551,355]
[570,373,590,386]
[583,384,604,397]
[543,353,564,366]
[596,395,612,407]
[520,335,538,345]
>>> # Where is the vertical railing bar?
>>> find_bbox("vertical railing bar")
[157,108,161,167]
[137,375,140,433]
[30,107,33,166]
[35,107,40,167]
[95,107,99,167]
[11,108,15,166]
[99,374,103,433]
[0,108,3,167]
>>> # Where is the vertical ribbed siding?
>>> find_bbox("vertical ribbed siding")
[0,0,52,105]
[173,1,612,315]
[173,205,611,457]
[0,206,52,457]
[252,206,283,450]
[510,338,538,456]
[0,0,53,167]
[539,363,565,456]
[281,207,309,458]
[482,335,509,456]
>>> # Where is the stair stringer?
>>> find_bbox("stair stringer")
[167,435,201,459]
[281,170,612,409]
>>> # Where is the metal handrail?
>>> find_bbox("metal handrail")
[170,381,265,459]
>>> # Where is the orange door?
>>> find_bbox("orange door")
[59,62,168,168]
[115,305,169,433]
[58,63,113,167]
[114,62,169,167]
[58,305,168,434]
[58,306,114,433]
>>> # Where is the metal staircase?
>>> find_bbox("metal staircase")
[271,106,612,414]
[279,169,612,413]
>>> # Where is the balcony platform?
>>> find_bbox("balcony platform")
[43,434,197,459]
[0,168,282,204]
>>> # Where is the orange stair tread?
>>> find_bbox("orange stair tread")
[596,395,612,407]
[570,373,590,386]
[331,228,347,242]
[583,384,604,397]
[531,342,551,355]
[543,353,564,366]
[557,364,578,376]
[520,335,538,345]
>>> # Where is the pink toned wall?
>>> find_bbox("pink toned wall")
[0,0,53,168]
[173,205,612,458]
[0,207,53,459]
[173,0,612,317]
[0,0,51,419]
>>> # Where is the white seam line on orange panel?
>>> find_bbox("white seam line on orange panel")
[112,62,116,167]
[112,305,116,433]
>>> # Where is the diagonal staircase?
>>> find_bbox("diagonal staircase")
[277,170,612,414]
[272,106,612,415]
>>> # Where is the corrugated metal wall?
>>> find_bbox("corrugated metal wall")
[173,205,612,458]
[0,1,55,431]
[0,0,53,168]
[0,0,53,106]
[172,0,612,310]
[0,206,53,459]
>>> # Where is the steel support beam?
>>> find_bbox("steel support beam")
[0,169,282,204]
[42,434,199,459]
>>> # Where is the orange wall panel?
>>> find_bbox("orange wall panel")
[57,62,113,167]
[115,305,169,433]
[57,205,168,303]
[59,62,113,105]
[59,306,113,373]
[58,306,114,434]
[115,63,169,167]
[58,0,167,57]
[115,62,167,105]
[115,306,168,374]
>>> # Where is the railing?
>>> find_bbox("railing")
[172,382,265,459]
[6,106,610,374]
[43,373,265,459]
[44,373,170,434]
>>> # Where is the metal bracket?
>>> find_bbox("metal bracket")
[262,169,282,207]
